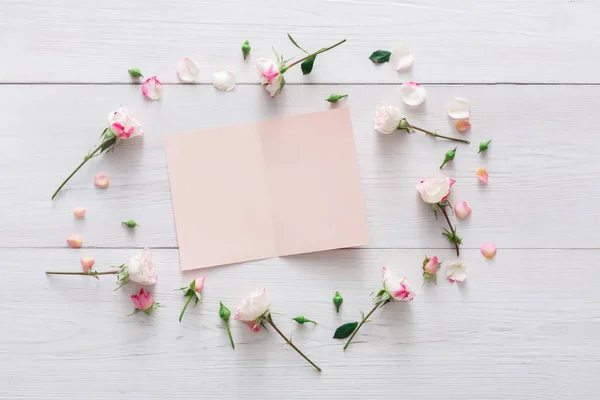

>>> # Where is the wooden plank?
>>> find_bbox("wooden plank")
[1,84,598,249]
[0,0,598,83]
[1,248,598,399]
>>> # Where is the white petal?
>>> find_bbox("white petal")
[446,262,467,282]
[212,69,236,91]
[447,98,471,119]
[141,77,163,100]
[389,46,413,71]
[400,82,426,106]
[176,58,199,82]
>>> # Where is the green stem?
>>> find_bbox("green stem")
[267,317,321,372]
[51,136,115,200]
[343,300,385,350]
[178,295,194,322]
[440,206,460,256]
[45,271,118,276]
[225,320,235,349]
[410,125,470,144]
[283,39,346,71]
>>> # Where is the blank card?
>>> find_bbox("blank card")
[165,108,369,270]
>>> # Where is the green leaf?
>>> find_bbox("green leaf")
[287,33,308,53]
[333,322,358,339]
[326,94,348,103]
[369,50,391,63]
[301,54,317,75]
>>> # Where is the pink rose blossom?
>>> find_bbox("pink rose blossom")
[131,288,155,310]
[382,266,415,301]
[108,106,144,139]
[416,176,455,204]
[80,256,95,272]
[73,207,86,219]
[66,234,83,248]
[142,76,163,100]
[423,256,440,275]
[94,173,110,188]
[194,276,205,293]
[481,242,497,258]
[454,201,472,218]
[477,168,489,184]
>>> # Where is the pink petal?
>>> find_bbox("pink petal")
[454,201,472,218]
[477,168,489,184]
[73,207,86,219]
[456,120,471,132]
[66,234,82,248]
[481,242,497,259]
[80,257,95,272]
[94,173,110,188]
[246,321,261,332]
[142,76,163,100]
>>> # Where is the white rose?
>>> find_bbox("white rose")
[234,288,271,322]
[374,104,402,134]
[382,267,415,301]
[415,177,455,204]
[127,247,157,285]
[108,106,144,139]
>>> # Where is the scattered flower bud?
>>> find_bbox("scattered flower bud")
[481,242,497,259]
[456,120,471,132]
[219,301,231,320]
[142,76,163,100]
[80,256,95,272]
[477,168,489,184]
[292,316,317,324]
[400,82,426,106]
[422,256,440,284]
[66,234,83,248]
[241,40,251,60]
[176,58,199,83]
[128,68,143,78]
[440,147,457,169]
[73,207,86,219]
[326,94,348,103]
[333,291,343,313]
[454,201,472,219]
[94,173,109,188]
[130,288,159,317]
[194,276,205,293]
[478,139,492,153]
[121,220,139,228]
[445,261,467,282]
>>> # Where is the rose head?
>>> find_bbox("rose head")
[382,267,415,301]
[108,106,144,139]
[416,176,455,204]
[234,288,271,327]
[127,247,157,285]
[374,104,403,134]
[256,58,280,83]
[131,288,155,311]
[423,256,440,275]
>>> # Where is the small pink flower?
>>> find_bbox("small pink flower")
[66,234,82,248]
[142,76,163,100]
[423,256,440,275]
[131,288,155,311]
[481,242,497,259]
[477,168,489,184]
[456,120,471,132]
[94,173,110,188]
[454,201,472,218]
[80,257,95,272]
[73,207,86,219]
[194,276,205,293]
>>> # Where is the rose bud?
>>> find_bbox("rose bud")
[478,139,492,154]
[292,316,317,324]
[440,147,457,169]
[422,256,440,284]
[333,291,343,313]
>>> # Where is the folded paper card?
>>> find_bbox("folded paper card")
[165,107,369,270]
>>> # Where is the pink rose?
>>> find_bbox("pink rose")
[423,256,439,275]
[108,106,144,139]
[194,276,205,293]
[131,288,155,311]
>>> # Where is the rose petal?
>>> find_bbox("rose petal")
[212,69,236,91]
[94,173,110,188]
[445,262,467,282]
[141,76,163,100]
[66,234,83,249]
[477,168,489,184]
[400,82,426,106]
[481,242,497,259]
[81,256,95,272]
[389,46,414,71]
[73,207,86,219]
[454,201,472,218]
[447,98,471,119]
[456,120,471,132]
[176,58,199,82]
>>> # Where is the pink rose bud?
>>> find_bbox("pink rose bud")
[455,120,471,132]
[454,201,472,218]
[477,168,489,184]
[80,256,95,272]
[131,288,155,311]
[73,207,86,219]
[481,242,497,259]
[66,234,83,248]
[194,276,205,293]
[94,173,110,188]
[423,256,440,275]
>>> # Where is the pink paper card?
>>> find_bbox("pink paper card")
[165,108,369,270]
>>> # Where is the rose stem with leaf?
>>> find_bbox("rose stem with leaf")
[283,34,346,75]
[439,204,460,256]
[399,118,469,144]
[343,299,390,350]
[45,270,118,279]
[266,316,321,372]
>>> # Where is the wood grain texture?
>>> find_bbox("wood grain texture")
[1,84,598,249]
[1,0,597,83]
[1,248,599,399]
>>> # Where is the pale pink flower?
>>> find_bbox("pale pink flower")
[454,201,472,218]
[73,207,86,219]
[481,242,497,259]
[94,173,110,188]
[382,266,415,301]
[477,168,489,184]
[194,276,205,293]
[446,261,467,282]
[127,248,157,285]
[234,288,271,326]
[80,257,95,272]
[399,82,426,106]
[374,104,403,134]
[456,120,471,132]
[423,256,440,275]
[142,76,163,100]
[416,176,455,204]
[108,106,144,139]
[66,234,82,248]
[176,58,199,82]
[131,288,155,310]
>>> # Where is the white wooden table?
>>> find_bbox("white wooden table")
[1,1,599,399]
